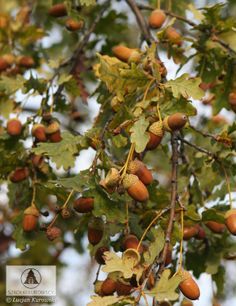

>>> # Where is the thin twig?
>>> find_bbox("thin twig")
[125,0,153,44]
[157,131,179,276]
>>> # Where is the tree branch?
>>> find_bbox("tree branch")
[125,0,153,44]
[157,131,179,276]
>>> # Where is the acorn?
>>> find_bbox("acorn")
[179,270,200,300]
[163,113,187,131]
[0,57,10,71]
[88,218,104,246]
[128,159,153,185]
[123,174,149,202]
[0,15,8,29]
[65,18,84,31]
[101,278,117,296]
[122,234,139,250]
[95,246,109,265]
[148,9,166,29]
[7,118,22,136]
[2,54,15,66]
[9,167,29,183]
[32,124,47,142]
[112,45,141,63]
[94,280,103,296]
[48,130,62,142]
[195,225,206,240]
[48,3,67,17]
[116,280,133,296]
[165,27,182,46]
[228,92,236,112]
[205,221,225,233]
[183,226,199,240]
[199,82,215,91]
[225,209,236,235]
[46,226,62,241]
[146,121,164,150]
[31,154,44,168]
[23,206,40,232]
[18,56,35,68]
[73,197,94,213]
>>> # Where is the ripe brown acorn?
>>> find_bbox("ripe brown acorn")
[225,209,236,235]
[116,281,133,296]
[183,226,199,240]
[165,27,182,46]
[0,15,8,29]
[2,54,15,66]
[10,167,29,183]
[228,92,236,112]
[31,154,44,168]
[18,56,35,68]
[95,246,109,265]
[65,18,84,31]
[88,219,104,246]
[146,121,164,150]
[128,159,153,185]
[179,270,200,300]
[0,57,10,71]
[123,174,149,202]
[32,124,47,142]
[148,9,166,29]
[101,278,116,296]
[163,113,188,131]
[195,225,206,240]
[205,221,225,233]
[46,226,62,241]
[112,45,140,63]
[123,234,139,250]
[48,3,67,17]
[7,118,22,136]
[48,130,62,142]
[73,197,94,213]
[23,206,40,232]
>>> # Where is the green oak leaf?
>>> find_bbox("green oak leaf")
[0,75,25,94]
[87,296,134,306]
[143,227,165,265]
[165,73,204,100]
[80,0,96,6]
[147,269,182,301]
[32,131,81,170]
[130,116,149,153]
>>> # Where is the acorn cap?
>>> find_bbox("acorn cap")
[24,206,40,217]
[122,174,139,189]
[32,123,45,133]
[123,248,140,266]
[225,209,236,219]
[104,168,120,187]
[178,269,191,281]
[149,121,164,136]
[128,50,141,63]
[128,159,144,174]
[163,116,171,131]
[45,121,60,134]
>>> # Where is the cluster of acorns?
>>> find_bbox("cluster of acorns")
[73,196,201,301]
[183,213,236,239]
[6,116,62,196]
[0,8,35,75]
[48,3,84,32]
[111,8,182,65]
